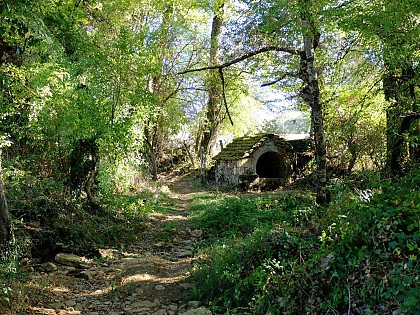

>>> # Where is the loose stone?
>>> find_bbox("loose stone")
[154,284,166,291]
[65,299,76,307]
[177,249,193,258]
[187,301,203,309]
[50,302,66,309]
[131,300,155,308]
[181,307,212,315]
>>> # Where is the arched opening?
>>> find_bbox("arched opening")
[256,151,288,178]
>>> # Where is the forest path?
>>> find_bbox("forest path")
[22,173,215,315]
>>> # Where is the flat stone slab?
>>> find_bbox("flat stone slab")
[182,307,212,315]
[55,253,91,268]
[177,249,193,258]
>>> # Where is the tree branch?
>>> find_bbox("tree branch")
[178,45,302,75]
[261,72,297,87]
[218,68,233,126]
[347,287,351,315]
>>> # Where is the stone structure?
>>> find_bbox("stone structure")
[213,133,311,188]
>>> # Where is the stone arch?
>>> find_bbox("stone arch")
[255,151,290,178]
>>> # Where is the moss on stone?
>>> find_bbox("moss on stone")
[213,133,293,161]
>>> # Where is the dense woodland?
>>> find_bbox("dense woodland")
[0,0,419,314]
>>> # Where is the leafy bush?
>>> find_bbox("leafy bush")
[2,160,149,258]
[0,226,28,311]
[190,192,316,312]
[191,171,420,314]
[192,227,317,313]
[320,174,420,314]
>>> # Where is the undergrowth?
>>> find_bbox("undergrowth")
[190,170,420,314]
[5,171,150,257]
[0,163,152,312]
[190,192,313,239]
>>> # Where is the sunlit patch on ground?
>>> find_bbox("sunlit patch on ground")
[29,306,81,314]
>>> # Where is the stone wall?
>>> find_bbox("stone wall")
[215,159,250,186]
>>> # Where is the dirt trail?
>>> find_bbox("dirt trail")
[20,173,214,315]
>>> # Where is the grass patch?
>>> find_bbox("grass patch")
[190,192,314,239]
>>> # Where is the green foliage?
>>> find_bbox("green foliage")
[323,171,420,313]
[192,227,318,312]
[3,161,67,224]
[323,77,387,171]
[190,192,313,238]
[0,285,13,305]
[0,0,419,312]
[0,227,27,309]
[68,138,99,191]
[191,170,420,314]
[190,192,316,310]
[0,232,25,278]
[2,158,148,257]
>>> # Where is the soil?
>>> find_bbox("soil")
[12,173,215,315]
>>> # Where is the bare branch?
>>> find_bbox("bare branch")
[261,72,297,87]
[347,287,351,315]
[178,45,302,75]
[218,68,234,126]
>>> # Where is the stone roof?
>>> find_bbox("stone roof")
[213,133,294,161]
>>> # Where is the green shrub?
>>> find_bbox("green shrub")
[253,171,420,314]
[3,160,149,258]
[191,171,420,314]
[0,228,27,310]
[192,227,317,313]
[190,192,316,312]
[52,195,148,256]
[190,192,314,239]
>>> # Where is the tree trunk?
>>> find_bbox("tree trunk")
[85,154,98,202]
[0,180,10,245]
[144,128,159,181]
[200,1,224,156]
[300,3,328,205]
[386,105,402,174]
[143,4,173,180]
[311,95,328,205]
[384,59,417,175]
[389,112,420,174]
[183,141,196,169]
[347,141,358,173]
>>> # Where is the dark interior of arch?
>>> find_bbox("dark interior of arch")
[256,151,288,178]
